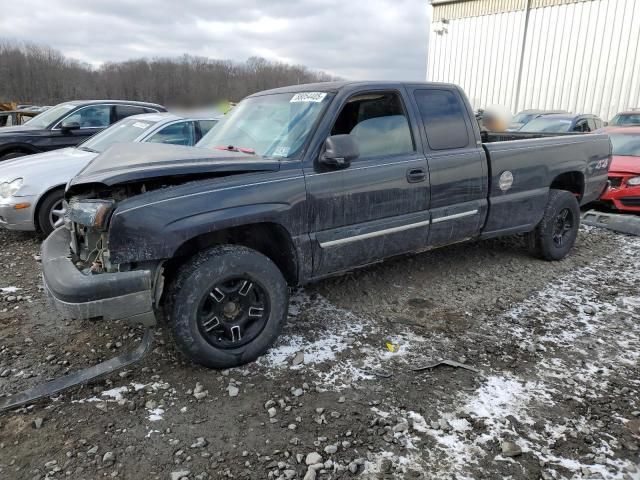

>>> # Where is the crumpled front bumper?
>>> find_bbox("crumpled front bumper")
[601,178,640,212]
[41,227,157,325]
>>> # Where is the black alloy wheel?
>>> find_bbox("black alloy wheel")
[552,207,574,248]
[197,277,270,349]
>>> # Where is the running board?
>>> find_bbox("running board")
[0,328,153,413]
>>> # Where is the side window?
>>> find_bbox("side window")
[198,119,218,137]
[63,105,111,128]
[115,105,148,121]
[574,119,590,132]
[147,121,197,146]
[414,89,471,150]
[587,118,598,131]
[330,91,414,159]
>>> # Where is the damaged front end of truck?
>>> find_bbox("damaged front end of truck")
[0,142,281,412]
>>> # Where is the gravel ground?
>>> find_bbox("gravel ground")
[0,226,639,480]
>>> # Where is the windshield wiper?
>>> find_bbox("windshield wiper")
[214,145,256,155]
[78,146,98,153]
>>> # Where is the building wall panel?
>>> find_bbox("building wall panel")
[427,0,640,120]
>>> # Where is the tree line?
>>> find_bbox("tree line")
[0,41,338,107]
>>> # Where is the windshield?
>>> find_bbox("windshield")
[79,118,155,153]
[197,91,332,158]
[609,133,640,157]
[520,117,572,133]
[24,103,76,129]
[511,113,537,125]
[610,113,640,126]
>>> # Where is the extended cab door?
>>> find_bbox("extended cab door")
[304,87,430,276]
[407,86,488,246]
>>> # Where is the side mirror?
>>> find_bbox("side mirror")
[319,134,359,168]
[60,120,81,132]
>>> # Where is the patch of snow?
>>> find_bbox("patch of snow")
[101,386,128,401]
[148,408,164,422]
[0,286,21,293]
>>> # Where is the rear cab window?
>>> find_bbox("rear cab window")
[413,89,472,150]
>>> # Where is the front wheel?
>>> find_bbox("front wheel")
[37,189,66,236]
[166,245,289,368]
[527,189,580,261]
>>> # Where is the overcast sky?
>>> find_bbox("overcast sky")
[0,0,429,80]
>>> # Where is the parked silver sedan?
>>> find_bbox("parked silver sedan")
[0,112,218,235]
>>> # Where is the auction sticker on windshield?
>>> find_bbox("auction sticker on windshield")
[290,92,327,103]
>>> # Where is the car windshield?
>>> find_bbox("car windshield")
[609,133,640,157]
[197,91,333,158]
[79,118,156,153]
[24,103,76,129]
[610,113,640,126]
[520,117,572,133]
[511,113,537,125]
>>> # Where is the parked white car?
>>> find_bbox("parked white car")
[0,112,218,234]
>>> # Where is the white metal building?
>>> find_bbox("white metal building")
[427,0,640,120]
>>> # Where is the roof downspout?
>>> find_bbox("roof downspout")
[426,0,433,80]
[514,0,532,112]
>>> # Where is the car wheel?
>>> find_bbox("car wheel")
[166,245,289,368]
[527,189,580,261]
[37,189,66,236]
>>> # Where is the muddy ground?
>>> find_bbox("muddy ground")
[0,225,639,480]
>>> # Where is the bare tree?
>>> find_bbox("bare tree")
[0,40,338,107]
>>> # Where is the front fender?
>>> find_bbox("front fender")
[106,173,307,265]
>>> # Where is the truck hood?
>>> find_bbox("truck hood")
[69,143,281,187]
[609,155,640,174]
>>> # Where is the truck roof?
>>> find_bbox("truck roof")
[251,81,460,97]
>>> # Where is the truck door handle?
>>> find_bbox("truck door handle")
[406,168,426,183]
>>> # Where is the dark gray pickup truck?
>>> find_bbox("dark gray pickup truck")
[42,81,611,369]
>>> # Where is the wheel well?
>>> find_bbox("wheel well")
[166,222,299,286]
[0,145,38,158]
[33,185,66,230]
[550,171,584,199]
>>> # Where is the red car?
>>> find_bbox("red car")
[599,126,640,212]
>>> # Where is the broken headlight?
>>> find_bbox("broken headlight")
[67,199,115,231]
[627,176,640,186]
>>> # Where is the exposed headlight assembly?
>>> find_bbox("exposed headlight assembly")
[67,199,115,231]
[0,178,23,198]
[627,176,640,186]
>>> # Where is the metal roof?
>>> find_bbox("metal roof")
[432,0,596,20]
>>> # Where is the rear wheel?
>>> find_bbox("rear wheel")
[166,245,289,368]
[527,189,580,260]
[37,189,66,236]
[0,150,29,161]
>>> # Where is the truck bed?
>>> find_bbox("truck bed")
[480,133,611,238]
